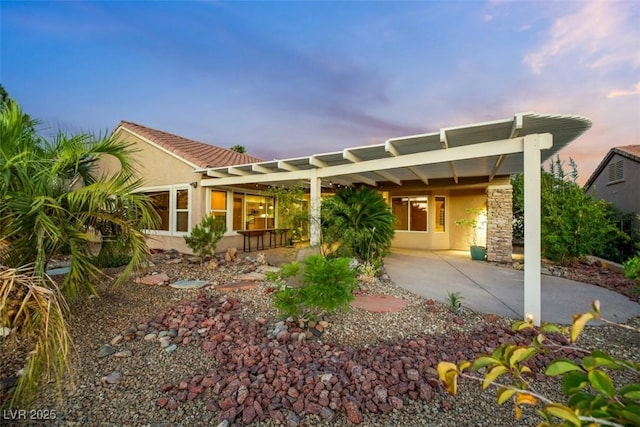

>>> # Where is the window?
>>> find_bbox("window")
[435,196,446,232]
[211,191,275,231]
[392,196,428,232]
[147,191,170,231]
[608,160,623,183]
[210,190,227,224]
[142,186,190,234]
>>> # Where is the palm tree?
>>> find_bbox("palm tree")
[0,99,159,405]
[230,144,246,153]
[321,186,395,261]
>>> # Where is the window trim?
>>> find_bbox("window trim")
[435,195,446,233]
[391,195,429,233]
[607,159,624,185]
[139,185,191,236]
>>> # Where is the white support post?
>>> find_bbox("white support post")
[309,169,322,246]
[523,133,552,326]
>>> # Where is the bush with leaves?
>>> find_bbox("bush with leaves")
[624,254,640,281]
[184,215,226,258]
[321,186,395,262]
[512,158,629,265]
[267,183,308,242]
[271,255,357,320]
[438,301,640,427]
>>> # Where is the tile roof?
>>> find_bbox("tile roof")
[117,121,263,169]
[616,145,640,161]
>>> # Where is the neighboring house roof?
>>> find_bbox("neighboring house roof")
[116,120,263,169]
[585,145,640,189]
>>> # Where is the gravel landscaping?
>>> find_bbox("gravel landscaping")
[2,249,639,426]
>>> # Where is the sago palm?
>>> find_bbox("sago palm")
[0,100,159,300]
[321,186,395,261]
[0,99,159,406]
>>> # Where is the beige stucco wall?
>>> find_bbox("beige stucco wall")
[96,129,212,254]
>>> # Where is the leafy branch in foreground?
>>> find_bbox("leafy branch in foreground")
[438,301,640,427]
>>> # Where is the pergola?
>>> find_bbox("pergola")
[196,112,592,325]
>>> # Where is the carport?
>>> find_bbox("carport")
[197,112,592,325]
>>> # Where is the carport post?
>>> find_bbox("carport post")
[523,133,552,326]
[309,169,322,246]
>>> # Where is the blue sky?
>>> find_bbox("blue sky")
[2,0,639,183]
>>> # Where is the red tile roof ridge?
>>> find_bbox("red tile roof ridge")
[117,120,263,169]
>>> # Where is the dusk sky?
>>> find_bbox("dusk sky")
[2,1,639,184]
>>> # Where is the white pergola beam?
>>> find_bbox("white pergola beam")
[309,156,329,168]
[374,170,402,185]
[489,155,506,181]
[385,140,401,157]
[343,150,361,163]
[523,133,553,326]
[206,170,232,178]
[510,114,523,138]
[408,166,429,185]
[345,173,378,187]
[277,161,299,171]
[228,166,251,176]
[202,136,533,187]
[252,164,274,174]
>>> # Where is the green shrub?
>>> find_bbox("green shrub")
[272,255,357,320]
[91,253,131,268]
[438,301,640,427]
[446,291,464,314]
[321,186,395,262]
[184,215,226,258]
[624,254,640,281]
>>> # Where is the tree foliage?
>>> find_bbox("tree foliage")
[321,186,395,261]
[267,182,308,241]
[184,215,226,257]
[230,144,246,153]
[439,301,640,427]
[512,157,629,265]
[1,98,159,407]
[0,100,159,300]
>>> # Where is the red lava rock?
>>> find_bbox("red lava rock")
[237,385,249,405]
[389,396,403,410]
[201,376,215,388]
[156,397,168,408]
[205,400,219,412]
[160,383,173,392]
[342,396,363,424]
[219,397,235,411]
[287,387,300,399]
[166,398,178,410]
[242,405,257,424]
[178,381,188,390]
[175,391,187,402]
[187,392,198,401]
[292,398,304,413]
[188,384,203,394]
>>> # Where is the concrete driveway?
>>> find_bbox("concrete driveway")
[385,249,640,325]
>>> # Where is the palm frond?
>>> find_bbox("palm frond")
[0,264,72,408]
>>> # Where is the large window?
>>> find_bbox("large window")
[210,190,275,231]
[143,186,190,235]
[392,196,428,232]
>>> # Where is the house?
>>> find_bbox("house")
[98,112,592,324]
[97,121,263,254]
[585,145,640,229]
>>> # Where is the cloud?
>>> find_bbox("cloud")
[607,81,640,98]
[523,0,640,75]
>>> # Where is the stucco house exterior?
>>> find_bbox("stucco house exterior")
[585,145,640,230]
[98,112,591,324]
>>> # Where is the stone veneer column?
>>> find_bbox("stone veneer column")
[486,184,513,263]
